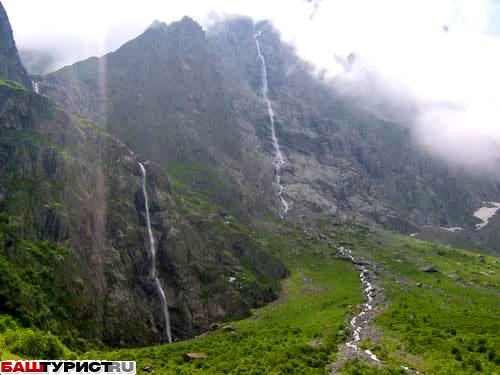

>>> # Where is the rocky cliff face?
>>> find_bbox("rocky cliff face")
[0,29,287,347]
[210,19,500,230]
[40,17,500,236]
[0,81,287,345]
[0,5,288,346]
[40,17,271,218]
[0,2,30,87]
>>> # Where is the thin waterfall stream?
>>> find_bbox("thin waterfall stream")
[254,30,289,218]
[138,162,172,343]
[31,81,40,94]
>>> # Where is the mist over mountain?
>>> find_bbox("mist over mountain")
[5,0,500,176]
[18,47,58,75]
[36,16,500,239]
[1,2,499,373]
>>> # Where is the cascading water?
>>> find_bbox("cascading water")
[138,162,172,343]
[254,30,289,218]
[31,81,40,94]
[338,246,381,362]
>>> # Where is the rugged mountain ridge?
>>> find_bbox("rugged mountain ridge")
[211,19,500,228]
[39,17,500,249]
[1,4,499,372]
[40,17,267,218]
[0,82,287,345]
[0,3,287,345]
[0,2,30,88]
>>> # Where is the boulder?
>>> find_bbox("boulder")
[421,266,438,273]
[184,352,207,361]
[222,325,235,332]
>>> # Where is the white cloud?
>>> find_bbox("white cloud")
[3,0,500,173]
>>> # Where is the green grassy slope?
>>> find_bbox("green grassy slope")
[1,165,499,374]
[1,219,499,374]
[332,225,500,374]
[82,226,362,374]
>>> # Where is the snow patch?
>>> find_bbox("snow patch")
[473,201,500,230]
[439,226,463,232]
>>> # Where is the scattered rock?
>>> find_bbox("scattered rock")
[210,323,220,331]
[142,364,153,372]
[421,265,438,273]
[307,339,322,349]
[218,210,229,219]
[354,260,370,266]
[416,282,423,287]
[222,325,235,332]
[184,352,207,361]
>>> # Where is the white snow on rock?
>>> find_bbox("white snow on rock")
[439,227,463,232]
[473,202,500,230]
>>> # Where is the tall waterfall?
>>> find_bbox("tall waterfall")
[254,30,289,218]
[138,162,172,343]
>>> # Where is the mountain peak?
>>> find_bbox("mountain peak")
[170,15,204,35]
[144,16,204,41]
[0,1,31,88]
[179,15,200,26]
[147,19,168,31]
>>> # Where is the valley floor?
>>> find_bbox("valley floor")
[84,224,499,374]
[1,222,499,374]
[82,225,362,374]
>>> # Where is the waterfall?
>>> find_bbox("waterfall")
[138,162,172,343]
[254,30,289,218]
[31,81,40,94]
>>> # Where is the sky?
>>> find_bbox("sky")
[3,0,500,175]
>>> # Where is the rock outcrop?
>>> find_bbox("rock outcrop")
[0,64,287,348]
[38,17,500,235]
[0,2,30,87]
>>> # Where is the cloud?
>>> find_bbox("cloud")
[310,1,500,174]
[277,0,500,175]
[3,0,500,173]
